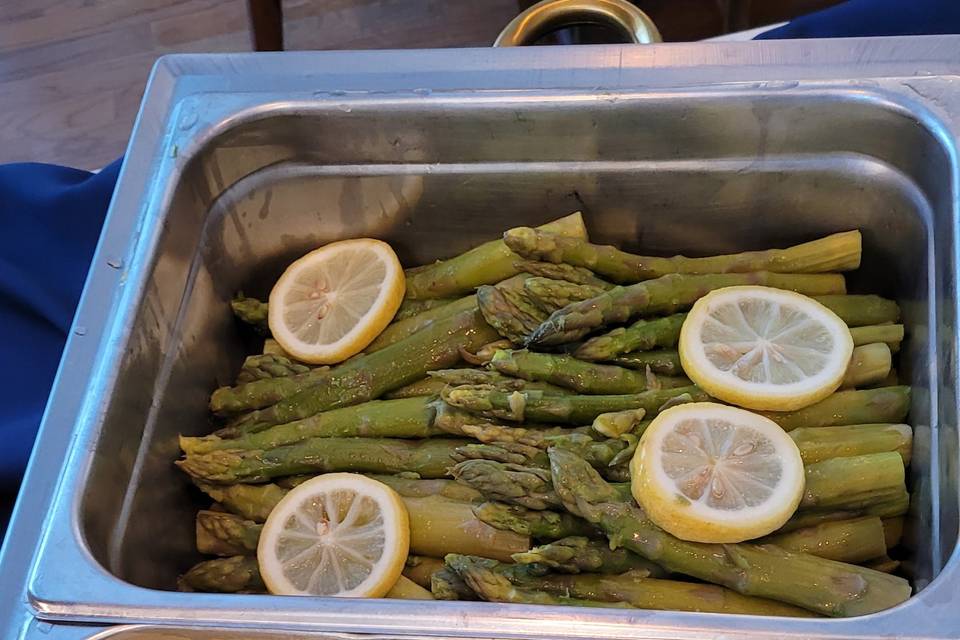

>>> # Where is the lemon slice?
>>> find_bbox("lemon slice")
[257,473,410,597]
[268,238,404,364]
[631,402,805,543]
[679,285,853,411]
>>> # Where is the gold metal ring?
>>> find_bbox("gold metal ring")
[494,0,662,47]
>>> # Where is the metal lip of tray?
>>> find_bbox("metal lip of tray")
[3,36,960,640]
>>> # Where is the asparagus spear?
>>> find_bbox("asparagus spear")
[528,272,846,345]
[761,517,888,563]
[504,228,861,283]
[196,510,262,556]
[866,557,901,574]
[178,437,469,483]
[790,424,913,465]
[195,478,528,561]
[427,368,570,395]
[476,284,546,345]
[759,387,911,431]
[813,295,900,326]
[442,386,709,424]
[609,350,683,376]
[179,556,264,593]
[574,314,687,361]
[445,555,632,609]
[236,354,313,383]
[448,555,815,616]
[802,452,906,511]
[216,308,500,431]
[592,409,648,438]
[849,324,904,348]
[513,260,611,287]
[512,536,666,576]
[451,459,634,510]
[366,295,476,353]
[548,448,911,617]
[842,343,892,389]
[405,212,586,299]
[457,422,594,446]
[473,501,600,540]
[522,277,610,311]
[231,296,269,334]
[403,556,446,589]
[387,575,435,600]
[383,377,448,399]
[431,566,478,600]
[395,297,461,321]
[782,491,910,532]
[193,480,288,522]
[261,338,291,357]
[490,350,689,394]
[183,397,443,454]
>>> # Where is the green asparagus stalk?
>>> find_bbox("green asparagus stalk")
[760,387,911,431]
[427,368,570,395]
[448,555,815,616]
[387,575,435,599]
[883,517,904,549]
[403,556,446,589]
[193,480,288,522]
[475,282,553,345]
[432,566,477,600]
[528,272,846,345]
[179,556,264,593]
[453,440,549,467]
[196,510,262,556]
[178,437,469,483]
[183,397,443,454]
[522,277,610,311]
[490,349,690,395]
[452,460,559,510]
[761,517,888,563]
[456,422,593,446]
[814,295,900,326]
[236,354,313,384]
[383,377,449,399]
[405,212,586,299]
[274,473,485,503]
[574,314,687,361]
[842,343,893,388]
[395,297,461,321]
[261,338,291,357]
[512,536,666,576]
[782,491,910,532]
[802,452,906,511]
[216,308,500,431]
[504,228,861,283]
[451,459,633,510]
[366,295,476,353]
[849,324,904,348]
[442,385,709,424]
[548,448,911,617]
[231,296,269,334]
[473,501,600,540]
[445,555,632,608]
[609,350,683,376]
[790,424,913,465]
[513,260,611,287]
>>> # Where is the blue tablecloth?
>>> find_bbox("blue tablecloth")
[3,0,960,532]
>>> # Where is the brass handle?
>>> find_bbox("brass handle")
[494,0,662,47]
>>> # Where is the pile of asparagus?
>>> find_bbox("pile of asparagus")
[177,212,914,617]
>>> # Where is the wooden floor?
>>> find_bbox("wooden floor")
[0,0,518,169]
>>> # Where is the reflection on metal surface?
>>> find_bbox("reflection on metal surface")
[494,0,661,46]
[2,37,960,640]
